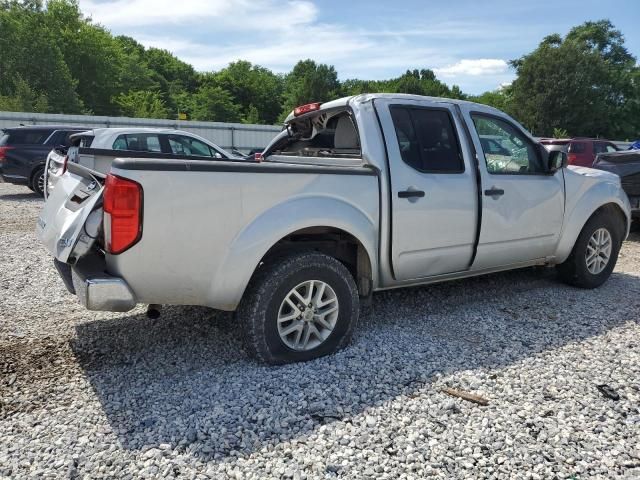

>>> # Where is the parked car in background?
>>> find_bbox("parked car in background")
[540,138,621,167]
[45,128,238,196]
[593,150,640,220]
[37,94,631,364]
[0,125,88,196]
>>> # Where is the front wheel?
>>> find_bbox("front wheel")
[237,252,359,364]
[557,211,623,288]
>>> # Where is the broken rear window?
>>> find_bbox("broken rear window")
[271,111,361,158]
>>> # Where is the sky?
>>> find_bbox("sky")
[78,0,640,95]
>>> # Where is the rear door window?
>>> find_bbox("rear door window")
[4,129,51,145]
[390,107,464,173]
[112,133,162,152]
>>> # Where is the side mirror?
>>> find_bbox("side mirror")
[548,150,568,173]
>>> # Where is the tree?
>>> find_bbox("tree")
[0,1,82,112]
[509,20,639,138]
[46,0,126,114]
[115,90,168,119]
[0,76,49,112]
[189,85,242,122]
[211,61,284,124]
[145,48,199,93]
[470,88,512,112]
[342,69,461,99]
[115,36,161,93]
[282,60,341,117]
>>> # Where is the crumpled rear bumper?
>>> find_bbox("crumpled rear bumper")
[54,254,136,312]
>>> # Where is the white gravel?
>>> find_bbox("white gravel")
[1,181,640,479]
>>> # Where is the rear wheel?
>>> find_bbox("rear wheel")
[557,211,623,288]
[31,166,45,197]
[237,252,359,364]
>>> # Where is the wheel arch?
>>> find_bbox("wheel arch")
[555,199,629,264]
[29,162,46,182]
[208,196,378,310]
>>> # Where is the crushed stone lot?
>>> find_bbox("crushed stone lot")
[1,181,639,480]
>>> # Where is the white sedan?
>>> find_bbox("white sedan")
[45,128,239,197]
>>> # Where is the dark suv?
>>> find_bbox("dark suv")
[0,125,89,196]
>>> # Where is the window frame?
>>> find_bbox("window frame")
[389,105,466,174]
[470,111,548,176]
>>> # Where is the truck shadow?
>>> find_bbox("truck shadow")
[71,267,640,462]
[0,191,41,202]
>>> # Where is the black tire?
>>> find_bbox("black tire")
[237,252,359,364]
[31,166,45,197]
[557,210,623,288]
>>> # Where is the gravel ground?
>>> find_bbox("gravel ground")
[1,181,639,479]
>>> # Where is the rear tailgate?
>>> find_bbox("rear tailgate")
[36,162,105,263]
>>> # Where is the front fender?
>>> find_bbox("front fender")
[208,195,378,310]
[555,169,631,263]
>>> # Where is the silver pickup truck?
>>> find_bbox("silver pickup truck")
[36,94,631,364]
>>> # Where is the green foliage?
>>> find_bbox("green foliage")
[0,76,49,112]
[242,105,260,124]
[342,69,464,101]
[509,19,639,138]
[115,90,168,119]
[0,1,82,112]
[469,88,512,113]
[46,0,127,115]
[553,127,569,139]
[189,85,242,123]
[145,48,199,93]
[0,2,638,140]
[210,61,284,124]
[281,60,341,119]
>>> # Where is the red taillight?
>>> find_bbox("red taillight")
[293,102,322,116]
[0,146,13,164]
[61,154,69,174]
[254,152,263,162]
[567,153,578,165]
[103,174,142,254]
